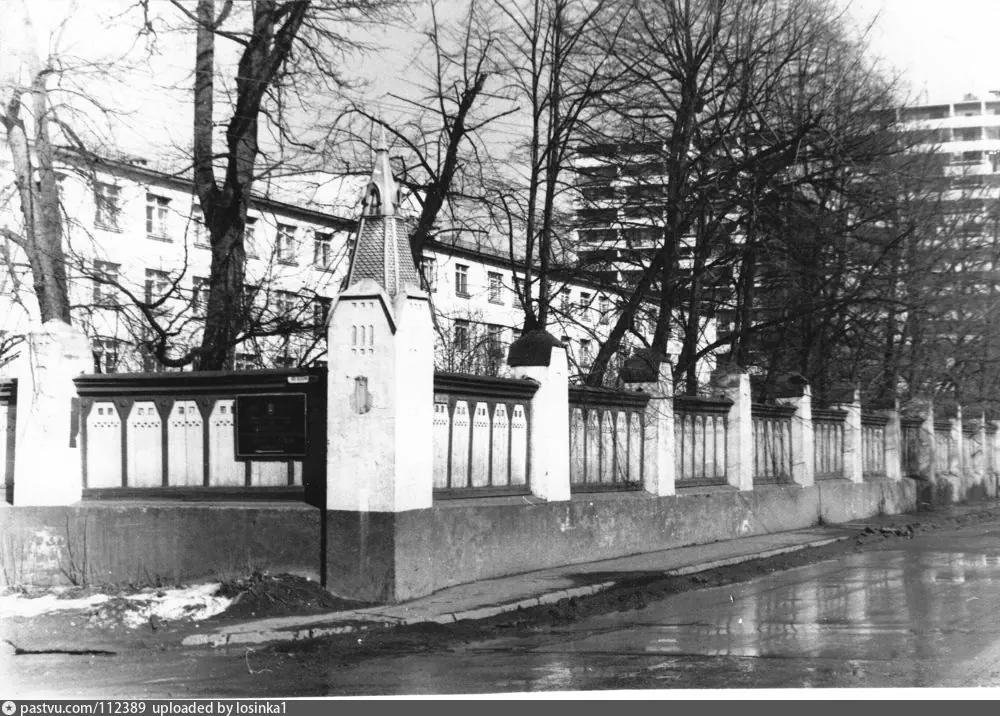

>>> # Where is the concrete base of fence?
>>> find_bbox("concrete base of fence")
[12,474,1000,599]
[323,479,922,603]
[0,502,321,589]
[915,471,1000,509]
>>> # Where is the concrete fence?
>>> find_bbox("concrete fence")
[568,386,648,492]
[431,372,535,497]
[72,369,326,501]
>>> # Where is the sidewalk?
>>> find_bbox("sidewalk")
[5,501,999,654]
[181,522,862,648]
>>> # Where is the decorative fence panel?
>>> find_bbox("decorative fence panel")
[75,369,326,501]
[752,403,795,484]
[673,396,730,486]
[813,408,846,480]
[934,421,954,474]
[0,379,15,502]
[900,416,923,478]
[568,386,649,491]
[861,413,888,479]
[432,372,536,497]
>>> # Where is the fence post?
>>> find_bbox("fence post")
[777,378,813,488]
[992,420,1000,478]
[508,331,570,501]
[909,399,936,482]
[883,401,902,481]
[832,387,862,484]
[710,366,752,492]
[13,320,92,506]
[621,351,674,496]
[971,415,985,478]
[951,407,964,477]
[327,281,434,512]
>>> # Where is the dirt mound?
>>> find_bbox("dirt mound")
[216,572,368,619]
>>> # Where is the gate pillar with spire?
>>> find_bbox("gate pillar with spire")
[324,128,434,602]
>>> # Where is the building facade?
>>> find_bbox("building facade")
[0,149,686,383]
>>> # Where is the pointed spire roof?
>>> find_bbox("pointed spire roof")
[364,125,396,217]
[343,123,420,298]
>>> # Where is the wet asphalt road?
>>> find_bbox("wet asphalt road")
[8,520,1000,696]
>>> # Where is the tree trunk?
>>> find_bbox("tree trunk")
[2,53,72,324]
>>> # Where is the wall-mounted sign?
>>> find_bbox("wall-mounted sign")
[235,393,308,459]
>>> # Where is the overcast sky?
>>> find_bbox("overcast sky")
[847,0,1000,104]
[8,0,1000,159]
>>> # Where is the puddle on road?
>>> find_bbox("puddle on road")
[514,549,1000,665]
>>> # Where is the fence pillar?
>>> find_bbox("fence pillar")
[991,421,1000,477]
[883,401,903,481]
[778,382,814,488]
[833,388,862,484]
[13,320,92,506]
[910,400,936,482]
[711,367,752,492]
[327,281,434,512]
[622,352,674,496]
[951,407,964,477]
[508,331,570,501]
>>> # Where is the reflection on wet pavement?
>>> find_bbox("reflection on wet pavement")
[364,528,1000,692]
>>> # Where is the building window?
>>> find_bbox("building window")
[313,296,331,337]
[454,319,470,351]
[92,261,120,305]
[192,276,209,317]
[146,193,170,238]
[487,324,504,371]
[234,351,261,371]
[580,339,593,369]
[488,272,503,304]
[274,354,297,369]
[191,207,208,246]
[420,257,437,292]
[94,183,121,231]
[144,269,170,305]
[244,217,258,256]
[579,292,591,321]
[93,338,120,374]
[955,127,982,142]
[276,224,297,263]
[313,231,333,269]
[455,264,469,297]
[599,295,610,325]
[140,344,161,373]
[560,287,571,312]
[275,290,297,316]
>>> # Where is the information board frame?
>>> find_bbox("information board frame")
[234,392,309,460]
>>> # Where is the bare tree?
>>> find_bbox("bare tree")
[134,0,404,370]
[329,0,516,275]
[489,0,622,332]
[0,3,74,324]
[578,0,909,392]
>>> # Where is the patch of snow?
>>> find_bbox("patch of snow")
[122,583,232,627]
[0,592,111,618]
[1,582,232,627]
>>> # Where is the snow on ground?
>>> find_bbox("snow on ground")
[0,592,111,618]
[0,583,232,626]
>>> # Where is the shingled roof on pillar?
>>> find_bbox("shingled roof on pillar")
[344,126,420,298]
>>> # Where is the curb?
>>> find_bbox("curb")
[181,535,849,649]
